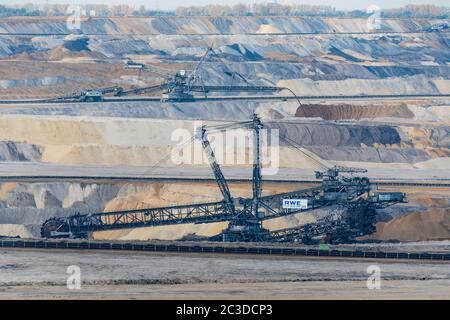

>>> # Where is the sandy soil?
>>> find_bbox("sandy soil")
[1,248,448,300]
[295,103,415,120]
[0,174,448,240]
[1,162,449,181]
[2,280,450,300]
[0,15,448,268]
[369,208,450,242]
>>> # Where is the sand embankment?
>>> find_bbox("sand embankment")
[369,208,450,242]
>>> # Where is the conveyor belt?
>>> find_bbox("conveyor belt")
[0,175,449,187]
[1,238,449,261]
[0,93,449,105]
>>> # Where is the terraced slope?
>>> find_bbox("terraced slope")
[0,17,448,98]
[0,16,448,241]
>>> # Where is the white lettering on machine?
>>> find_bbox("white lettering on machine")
[282,199,308,209]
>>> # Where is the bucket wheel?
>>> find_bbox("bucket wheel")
[40,218,71,239]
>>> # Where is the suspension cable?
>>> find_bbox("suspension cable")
[144,135,196,174]
[278,133,331,170]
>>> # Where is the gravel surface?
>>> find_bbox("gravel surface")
[1,248,449,285]
[1,248,449,299]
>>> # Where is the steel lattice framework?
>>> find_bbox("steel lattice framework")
[41,115,407,242]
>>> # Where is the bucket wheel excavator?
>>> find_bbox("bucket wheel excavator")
[40,47,301,104]
[41,114,406,243]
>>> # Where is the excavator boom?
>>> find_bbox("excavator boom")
[198,126,236,215]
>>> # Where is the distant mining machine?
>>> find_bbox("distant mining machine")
[41,47,300,103]
[117,47,299,102]
[41,114,406,243]
[157,47,298,102]
[47,86,123,103]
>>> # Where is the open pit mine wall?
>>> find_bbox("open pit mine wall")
[0,16,448,242]
[0,180,448,241]
[0,17,448,97]
[0,103,448,168]
[0,181,314,239]
[0,16,446,35]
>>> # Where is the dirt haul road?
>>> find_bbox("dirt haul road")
[0,248,449,299]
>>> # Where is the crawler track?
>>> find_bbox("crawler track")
[1,238,449,261]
